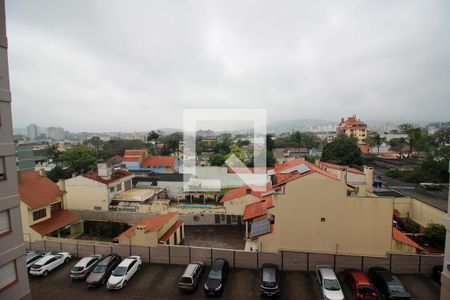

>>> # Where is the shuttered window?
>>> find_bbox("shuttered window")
[0,210,11,236]
[0,261,17,291]
[32,208,46,221]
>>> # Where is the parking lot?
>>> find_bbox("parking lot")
[29,259,441,300]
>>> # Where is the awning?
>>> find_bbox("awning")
[30,210,81,236]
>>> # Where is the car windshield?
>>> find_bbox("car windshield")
[73,266,84,272]
[324,279,341,291]
[179,277,192,284]
[389,284,406,293]
[208,270,222,280]
[112,266,127,276]
[358,285,375,294]
[31,263,43,268]
[93,265,106,273]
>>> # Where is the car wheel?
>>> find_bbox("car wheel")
[43,270,49,277]
[64,258,69,263]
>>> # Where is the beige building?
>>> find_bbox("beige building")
[115,212,184,247]
[336,115,368,145]
[220,184,271,216]
[65,163,134,211]
[243,159,412,256]
[19,171,83,242]
[0,1,31,297]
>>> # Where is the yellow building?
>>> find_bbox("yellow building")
[64,164,134,211]
[18,171,83,242]
[242,159,401,256]
[336,115,368,144]
[114,212,184,247]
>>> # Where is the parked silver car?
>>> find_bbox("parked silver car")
[178,261,205,291]
[71,255,102,280]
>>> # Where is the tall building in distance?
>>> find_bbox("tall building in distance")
[0,1,32,298]
[26,124,38,140]
[336,115,368,145]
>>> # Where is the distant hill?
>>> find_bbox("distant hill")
[268,119,338,133]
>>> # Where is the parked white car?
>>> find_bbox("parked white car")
[316,265,344,300]
[107,255,142,290]
[29,252,71,277]
[26,251,51,270]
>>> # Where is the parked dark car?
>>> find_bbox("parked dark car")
[260,263,280,297]
[86,254,122,287]
[432,265,443,284]
[343,269,377,300]
[204,258,229,296]
[368,267,411,300]
[178,261,205,291]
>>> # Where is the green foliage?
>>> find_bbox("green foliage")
[396,218,421,233]
[210,153,225,166]
[159,132,183,154]
[399,123,430,154]
[423,223,446,249]
[46,166,72,183]
[147,130,161,142]
[433,128,450,146]
[46,144,60,161]
[366,134,386,155]
[102,139,147,158]
[321,136,362,165]
[58,145,97,175]
[213,140,231,155]
[273,132,320,149]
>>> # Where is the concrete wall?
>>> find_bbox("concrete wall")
[223,194,260,216]
[394,197,447,227]
[259,173,393,256]
[24,239,443,275]
[65,176,109,210]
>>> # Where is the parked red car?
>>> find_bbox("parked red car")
[343,269,378,300]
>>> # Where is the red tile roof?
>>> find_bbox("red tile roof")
[220,182,272,203]
[158,220,184,243]
[392,227,423,250]
[142,156,177,168]
[275,159,339,182]
[243,201,267,221]
[338,116,367,128]
[82,169,133,185]
[122,157,141,162]
[320,162,365,175]
[30,210,81,236]
[114,212,177,241]
[124,149,147,156]
[19,171,66,209]
[108,155,123,164]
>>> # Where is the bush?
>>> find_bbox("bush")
[396,218,420,233]
[424,223,446,250]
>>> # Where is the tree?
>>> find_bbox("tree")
[424,223,446,249]
[46,144,60,161]
[321,136,362,165]
[433,128,450,146]
[399,123,428,157]
[210,153,225,166]
[102,139,147,158]
[389,137,407,157]
[366,134,386,156]
[46,166,72,182]
[58,145,97,174]
[291,131,302,148]
[88,136,103,156]
[147,130,161,143]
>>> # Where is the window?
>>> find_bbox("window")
[32,208,47,221]
[51,202,62,211]
[0,157,5,180]
[109,187,115,193]
[116,184,122,192]
[0,210,11,236]
[0,261,17,292]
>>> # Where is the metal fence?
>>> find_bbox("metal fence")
[26,239,443,275]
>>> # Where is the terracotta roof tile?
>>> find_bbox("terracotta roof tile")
[392,227,423,250]
[142,156,177,168]
[274,159,339,183]
[30,210,81,236]
[114,212,177,240]
[82,169,133,185]
[158,220,184,243]
[220,182,272,203]
[19,171,66,209]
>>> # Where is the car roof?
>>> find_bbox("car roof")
[36,254,57,263]
[345,269,371,285]
[75,256,98,267]
[319,267,337,279]
[117,257,137,267]
[98,255,116,265]
[376,271,400,283]
[182,263,201,277]
[212,258,226,270]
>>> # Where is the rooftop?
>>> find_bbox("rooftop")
[392,227,423,250]
[142,156,177,168]
[113,188,164,202]
[82,169,133,185]
[19,171,66,209]
[114,212,177,240]
[30,210,81,236]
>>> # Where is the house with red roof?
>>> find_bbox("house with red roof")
[336,115,368,145]
[121,148,179,173]
[114,212,184,247]
[220,182,272,216]
[19,171,83,241]
[247,158,396,256]
[391,227,424,254]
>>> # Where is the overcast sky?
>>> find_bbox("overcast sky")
[6,1,450,132]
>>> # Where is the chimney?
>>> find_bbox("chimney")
[97,163,112,180]
[339,169,347,183]
[364,166,374,192]
[39,168,45,176]
[314,158,320,166]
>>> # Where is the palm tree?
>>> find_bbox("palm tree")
[367,134,386,157]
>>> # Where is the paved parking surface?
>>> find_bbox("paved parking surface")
[29,259,440,300]
[183,225,245,249]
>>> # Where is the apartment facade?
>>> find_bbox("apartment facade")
[336,115,368,145]
[0,0,31,298]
